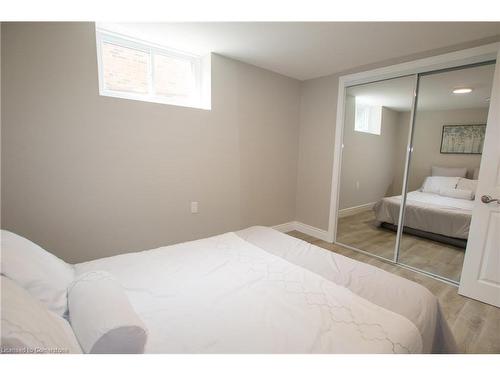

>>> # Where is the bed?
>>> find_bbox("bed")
[1,227,457,354]
[373,176,476,247]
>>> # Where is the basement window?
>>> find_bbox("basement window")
[354,97,382,135]
[96,29,211,110]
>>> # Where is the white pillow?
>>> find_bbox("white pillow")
[421,176,460,194]
[0,230,74,316]
[431,166,467,178]
[439,188,474,200]
[457,178,479,198]
[68,271,148,354]
[1,276,82,354]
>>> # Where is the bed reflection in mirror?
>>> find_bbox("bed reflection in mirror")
[397,63,495,282]
[336,75,415,260]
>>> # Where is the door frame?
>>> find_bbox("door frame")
[327,42,500,245]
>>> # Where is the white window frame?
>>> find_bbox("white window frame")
[354,98,382,135]
[96,29,209,110]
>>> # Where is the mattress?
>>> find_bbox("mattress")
[373,191,474,239]
[74,226,457,353]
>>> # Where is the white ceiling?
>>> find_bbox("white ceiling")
[347,63,495,111]
[98,22,500,80]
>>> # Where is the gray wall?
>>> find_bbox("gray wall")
[295,36,500,231]
[1,22,300,263]
[339,96,402,209]
[295,74,338,229]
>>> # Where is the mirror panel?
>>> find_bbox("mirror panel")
[398,63,496,282]
[336,76,415,260]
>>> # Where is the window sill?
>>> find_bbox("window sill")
[99,90,211,111]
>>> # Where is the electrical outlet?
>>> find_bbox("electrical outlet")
[356,181,360,190]
[190,201,199,214]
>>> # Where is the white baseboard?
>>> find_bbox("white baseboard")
[272,221,330,242]
[271,222,296,233]
[338,202,376,218]
[272,221,296,233]
[294,222,330,242]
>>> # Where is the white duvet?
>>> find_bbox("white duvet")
[373,191,474,239]
[75,232,423,353]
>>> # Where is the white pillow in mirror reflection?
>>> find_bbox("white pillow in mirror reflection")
[421,176,460,194]
[457,178,478,198]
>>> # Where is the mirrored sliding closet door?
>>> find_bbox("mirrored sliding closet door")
[398,62,496,282]
[336,60,497,283]
[336,76,415,260]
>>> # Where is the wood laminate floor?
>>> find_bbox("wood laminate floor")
[337,210,465,281]
[287,230,500,354]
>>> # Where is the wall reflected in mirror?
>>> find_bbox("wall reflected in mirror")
[336,76,415,260]
[398,63,495,282]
